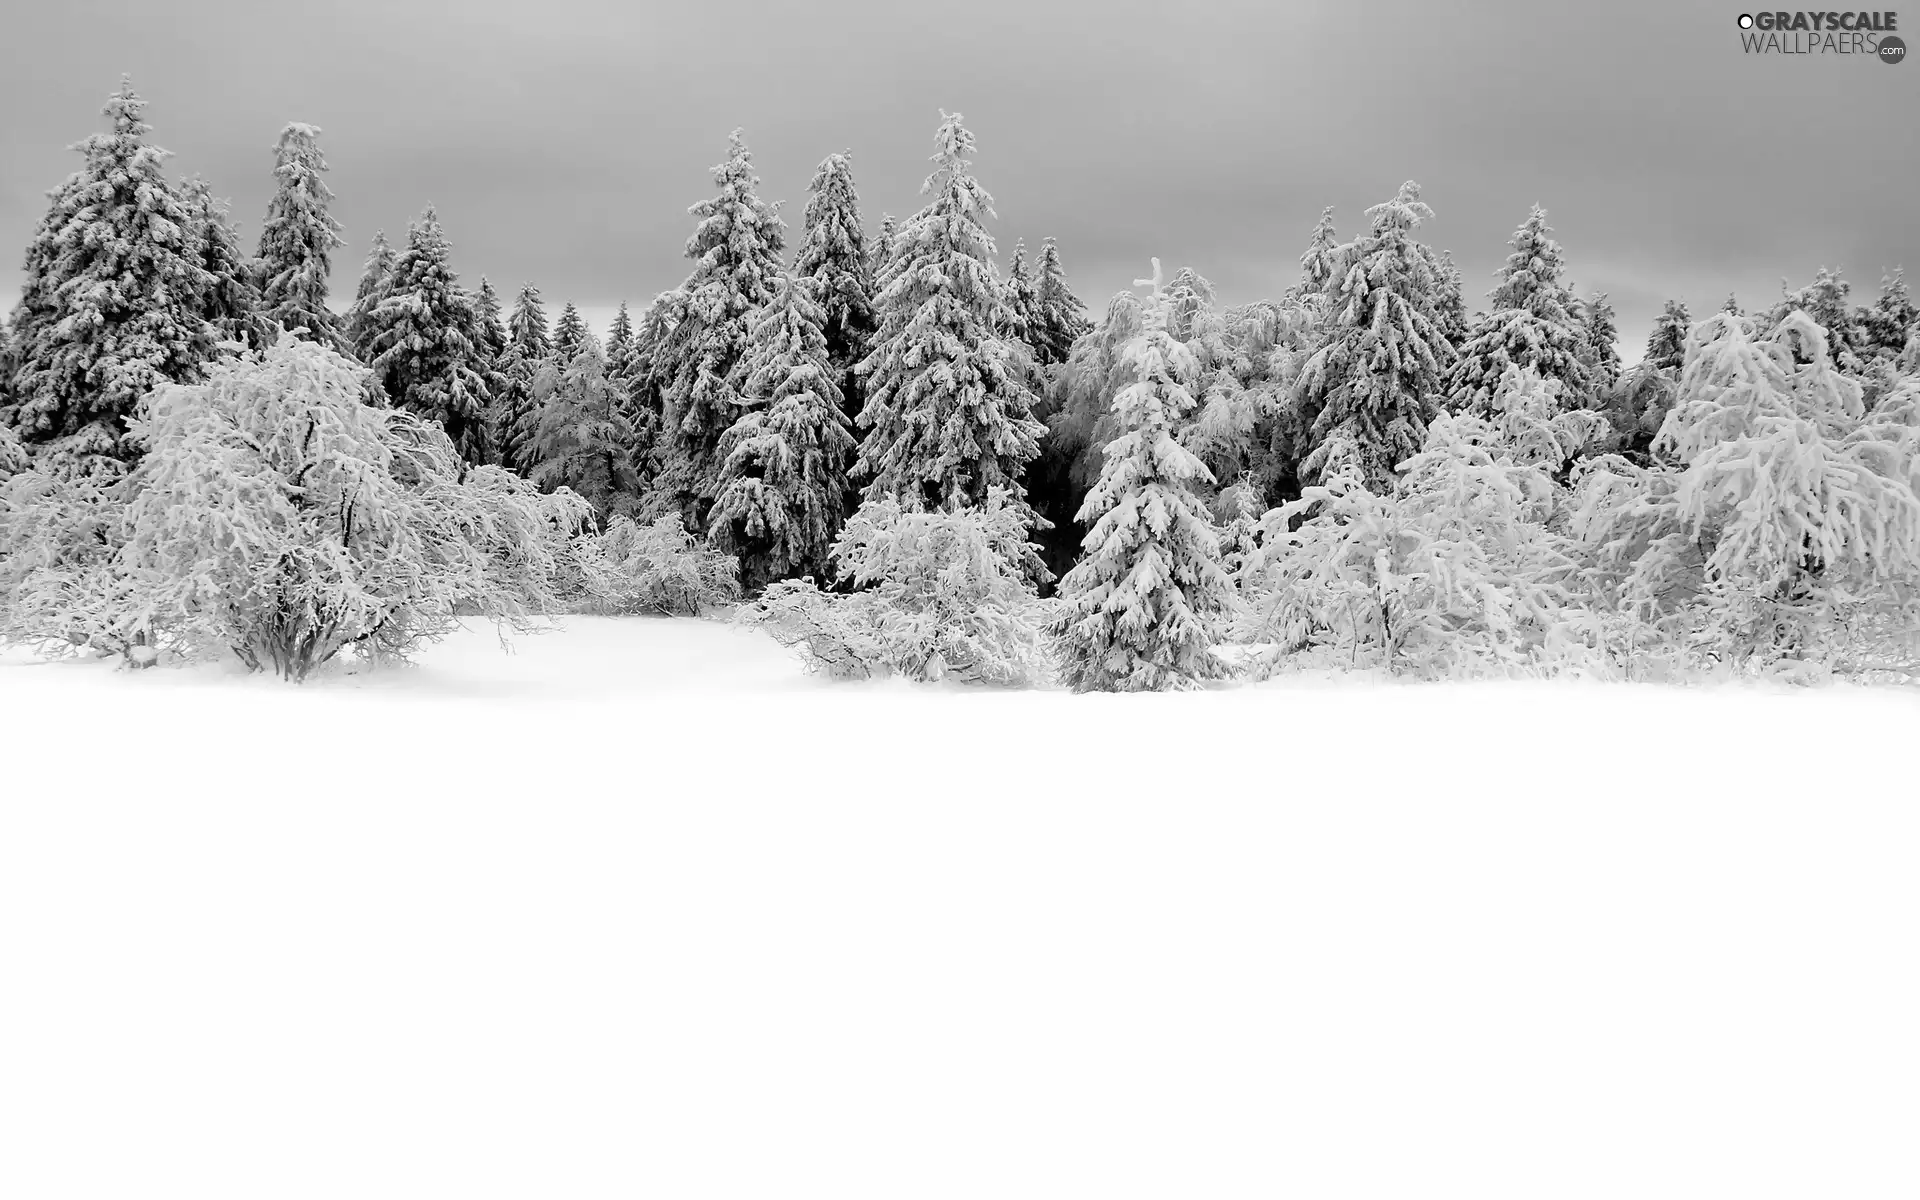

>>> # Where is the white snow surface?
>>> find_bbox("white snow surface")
[2,616,1916,1200]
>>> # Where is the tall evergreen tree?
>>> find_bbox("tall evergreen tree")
[1444,205,1590,413]
[344,230,394,360]
[1049,260,1236,693]
[1031,236,1091,367]
[855,111,1045,516]
[552,301,587,364]
[870,213,898,279]
[530,332,638,523]
[1645,299,1692,373]
[606,302,637,381]
[253,122,346,351]
[1000,238,1039,349]
[1764,267,1862,367]
[488,282,555,472]
[1290,181,1452,491]
[3,79,217,465]
[1299,206,1339,295]
[1432,249,1470,348]
[1860,268,1917,360]
[1723,293,1743,315]
[708,274,857,591]
[650,129,788,528]
[1579,290,1622,391]
[362,206,490,463]
[508,283,552,358]
[473,277,509,361]
[793,152,875,429]
[180,175,265,351]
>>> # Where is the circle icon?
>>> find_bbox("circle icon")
[1737,13,1754,28]
[1880,35,1907,63]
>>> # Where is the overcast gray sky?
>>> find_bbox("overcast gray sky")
[3,0,1915,362]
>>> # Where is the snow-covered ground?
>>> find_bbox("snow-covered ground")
[2,617,1916,1200]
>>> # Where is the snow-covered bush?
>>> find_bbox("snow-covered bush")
[741,490,1054,686]
[575,513,742,617]
[1236,406,1599,681]
[0,422,29,482]
[0,458,144,660]
[0,333,599,679]
[1571,311,1920,672]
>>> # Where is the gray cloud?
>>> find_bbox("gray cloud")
[4,0,1915,361]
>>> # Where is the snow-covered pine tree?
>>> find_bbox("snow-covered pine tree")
[649,129,788,529]
[529,332,639,524]
[1861,268,1917,361]
[344,230,395,361]
[1762,268,1862,369]
[1431,249,1470,349]
[1723,293,1743,315]
[1444,206,1591,414]
[474,277,509,363]
[489,283,555,472]
[508,283,553,359]
[1578,290,1622,391]
[180,175,266,351]
[361,206,492,464]
[1645,299,1691,373]
[552,301,587,364]
[253,122,347,352]
[793,152,875,429]
[1000,238,1039,350]
[855,111,1045,518]
[1031,236,1091,367]
[1299,206,1339,296]
[707,274,857,591]
[3,79,217,466]
[606,302,637,383]
[1050,259,1236,692]
[1289,181,1451,492]
[870,213,897,280]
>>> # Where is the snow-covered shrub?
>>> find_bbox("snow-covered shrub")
[0,459,144,660]
[576,513,742,617]
[741,490,1054,686]
[1570,311,1920,672]
[1236,406,1598,681]
[16,332,598,680]
[0,421,31,482]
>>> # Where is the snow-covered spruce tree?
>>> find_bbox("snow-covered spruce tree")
[649,130,787,529]
[1289,181,1451,492]
[362,207,492,464]
[1723,293,1743,316]
[855,111,1045,519]
[1762,267,1863,369]
[707,274,857,592]
[622,294,674,492]
[1217,472,1265,577]
[180,175,267,351]
[1859,268,1917,361]
[870,213,897,279]
[473,277,509,362]
[529,333,640,524]
[1577,290,1622,391]
[1000,238,1039,350]
[606,302,637,382]
[115,331,596,679]
[793,152,875,428]
[1031,236,1092,368]
[1298,206,1339,297]
[1049,260,1237,692]
[253,122,347,352]
[4,80,217,466]
[1445,206,1591,414]
[487,283,553,473]
[344,230,395,361]
[1644,299,1691,373]
[552,301,587,364]
[1571,310,1920,671]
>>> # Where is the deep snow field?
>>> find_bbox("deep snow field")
[2,616,1917,1200]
